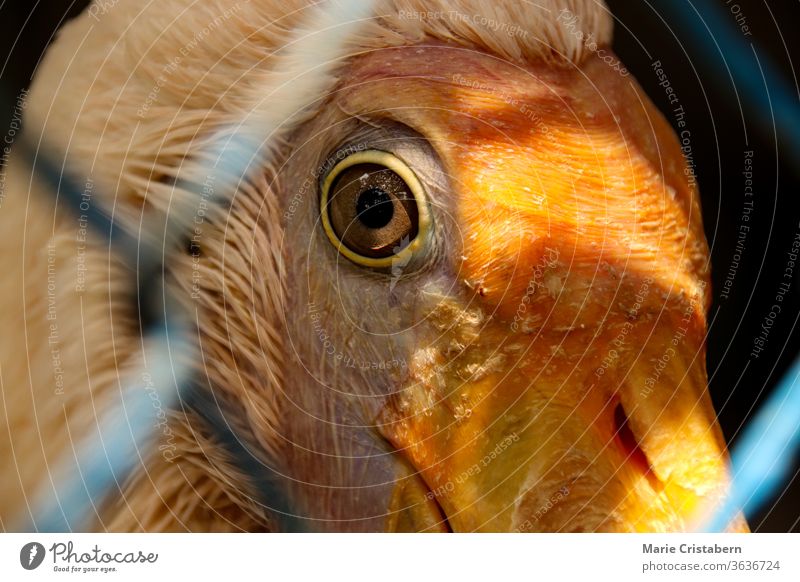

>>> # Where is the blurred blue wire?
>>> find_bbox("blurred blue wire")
[3,133,186,531]
[12,133,304,532]
[702,358,800,531]
[7,0,377,532]
[31,331,188,532]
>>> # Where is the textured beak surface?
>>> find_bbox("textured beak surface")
[338,45,746,532]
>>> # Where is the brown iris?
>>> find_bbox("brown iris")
[326,163,419,258]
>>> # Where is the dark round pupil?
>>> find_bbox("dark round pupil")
[356,187,394,229]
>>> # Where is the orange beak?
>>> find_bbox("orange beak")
[340,45,746,532]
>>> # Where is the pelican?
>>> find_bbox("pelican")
[0,0,746,532]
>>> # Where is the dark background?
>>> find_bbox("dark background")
[2,0,799,532]
[605,0,800,533]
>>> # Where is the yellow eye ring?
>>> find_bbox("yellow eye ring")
[320,150,432,269]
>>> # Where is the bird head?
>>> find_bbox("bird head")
[10,0,746,532]
[279,42,737,532]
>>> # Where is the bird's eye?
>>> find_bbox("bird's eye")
[320,150,431,268]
